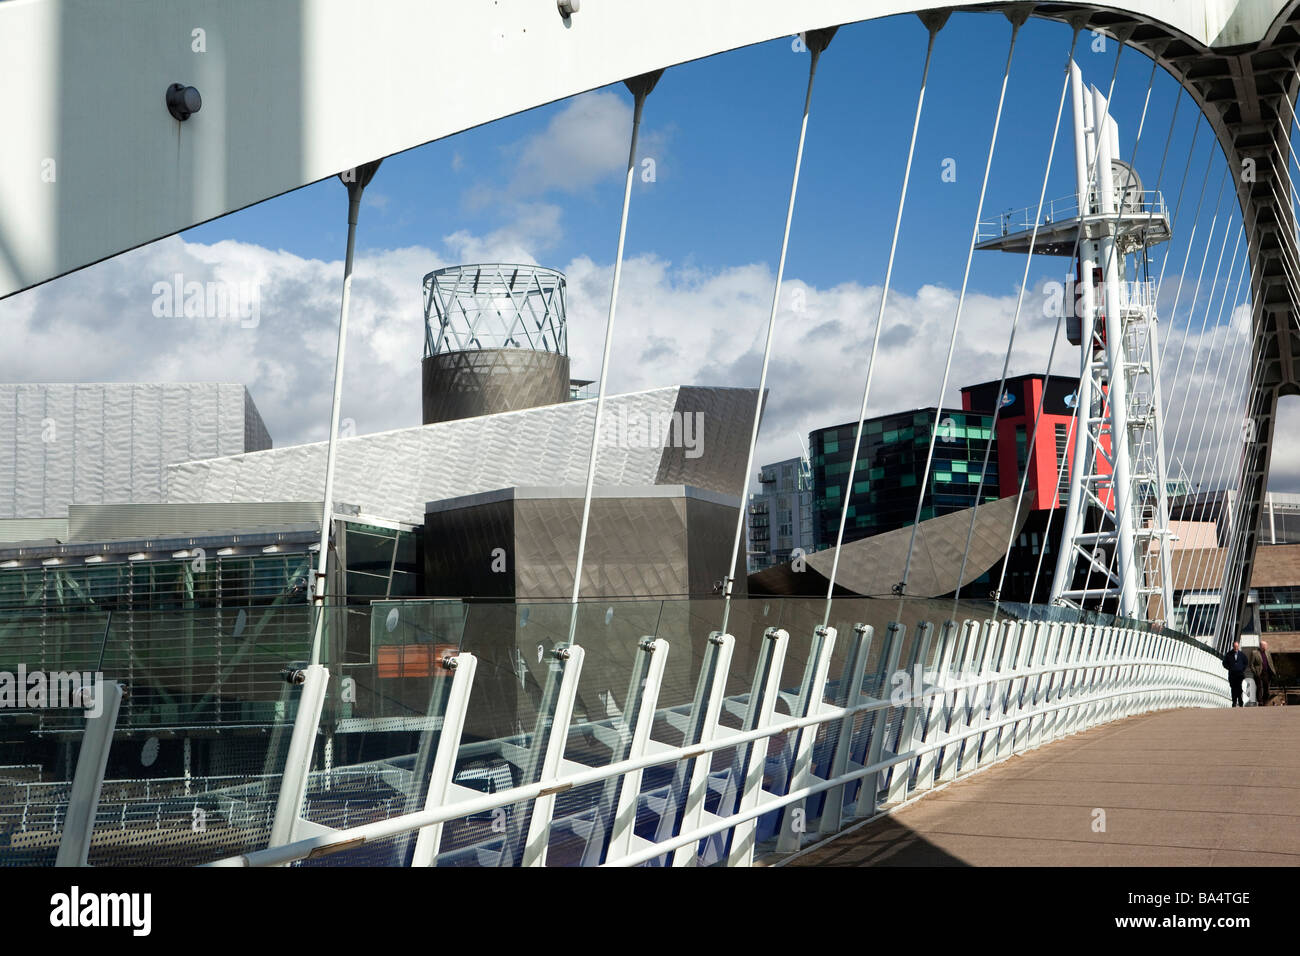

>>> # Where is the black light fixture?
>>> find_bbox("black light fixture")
[165,83,202,121]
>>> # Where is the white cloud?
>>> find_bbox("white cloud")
[508,90,670,196]
[0,232,1284,501]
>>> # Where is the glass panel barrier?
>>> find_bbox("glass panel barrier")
[0,595,1230,867]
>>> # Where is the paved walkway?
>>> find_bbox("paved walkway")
[787,707,1300,866]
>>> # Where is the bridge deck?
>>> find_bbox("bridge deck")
[786,708,1300,867]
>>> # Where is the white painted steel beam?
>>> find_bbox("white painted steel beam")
[0,0,1284,301]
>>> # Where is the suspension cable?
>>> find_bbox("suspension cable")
[568,72,662,643]
[1178,251,1254,603]
[719,29,836,636]
[901,20,1073,605]
[818,14,947,627]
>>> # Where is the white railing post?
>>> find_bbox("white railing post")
[1046,623,1077,741]
[937,621,978,783]
[670,632,734,867]
[979,620,1015,767]
[56,682,124,868]
[914,619,959,790]
[604,638,671,863]
[268,664,330,851]
[776,625,836,853]
[1062,624,1092,736]
[410,652,478,866]
[818,623,873,834]
[956,620,992,778]
[1008,621,1041,754]
[521,644,586,867]
[860,622,907,812]
[885,621,934,805]
[967,620,1003,772]
[1027,623,1061,750]
[990,621,1022,761]
[726,627,789,867]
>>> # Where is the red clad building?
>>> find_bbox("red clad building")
[960,373,1113,512]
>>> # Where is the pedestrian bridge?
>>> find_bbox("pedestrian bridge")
[1,0,1297,868]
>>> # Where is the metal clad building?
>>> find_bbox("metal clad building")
[0,383,270,520]
[166,385,756,527]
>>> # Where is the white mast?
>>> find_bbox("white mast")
[977,59,1174,625]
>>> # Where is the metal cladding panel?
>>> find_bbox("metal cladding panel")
[65,500,321,542]
[243,387,273,452]
[423,499,516,599]
[0,517,68,545]
[512,495,691,600]
[0,383,272,519]
[749,493,1032,598]
[98,384,135,506]
[655,386,766,503]
[167,386,757,526]
[0,388,14,512]
[13,385,47,519]
[422,349,570,425]
[685,496,747,598]
[420,486,741,599]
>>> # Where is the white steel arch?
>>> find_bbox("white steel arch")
[0,0,1288,301]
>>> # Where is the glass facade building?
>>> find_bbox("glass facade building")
[810,407,999,549]
[747,457,816,572]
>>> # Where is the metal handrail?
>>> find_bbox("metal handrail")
[205,617,1228,868]
[978,190,1168,242]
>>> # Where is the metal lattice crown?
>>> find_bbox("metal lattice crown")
[423,263,567,358]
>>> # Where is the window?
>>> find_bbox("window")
[1055,422,1070,505]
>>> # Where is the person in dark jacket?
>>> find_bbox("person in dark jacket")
[1255,640,1274,705]
[1222,641,1248,707]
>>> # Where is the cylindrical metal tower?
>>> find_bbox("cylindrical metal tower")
[421,263,571,425]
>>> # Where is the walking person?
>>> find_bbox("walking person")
[1256,640,1274,706]
[1223,641,1248,707]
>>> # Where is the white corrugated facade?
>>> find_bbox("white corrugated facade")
[0,382,271,519]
